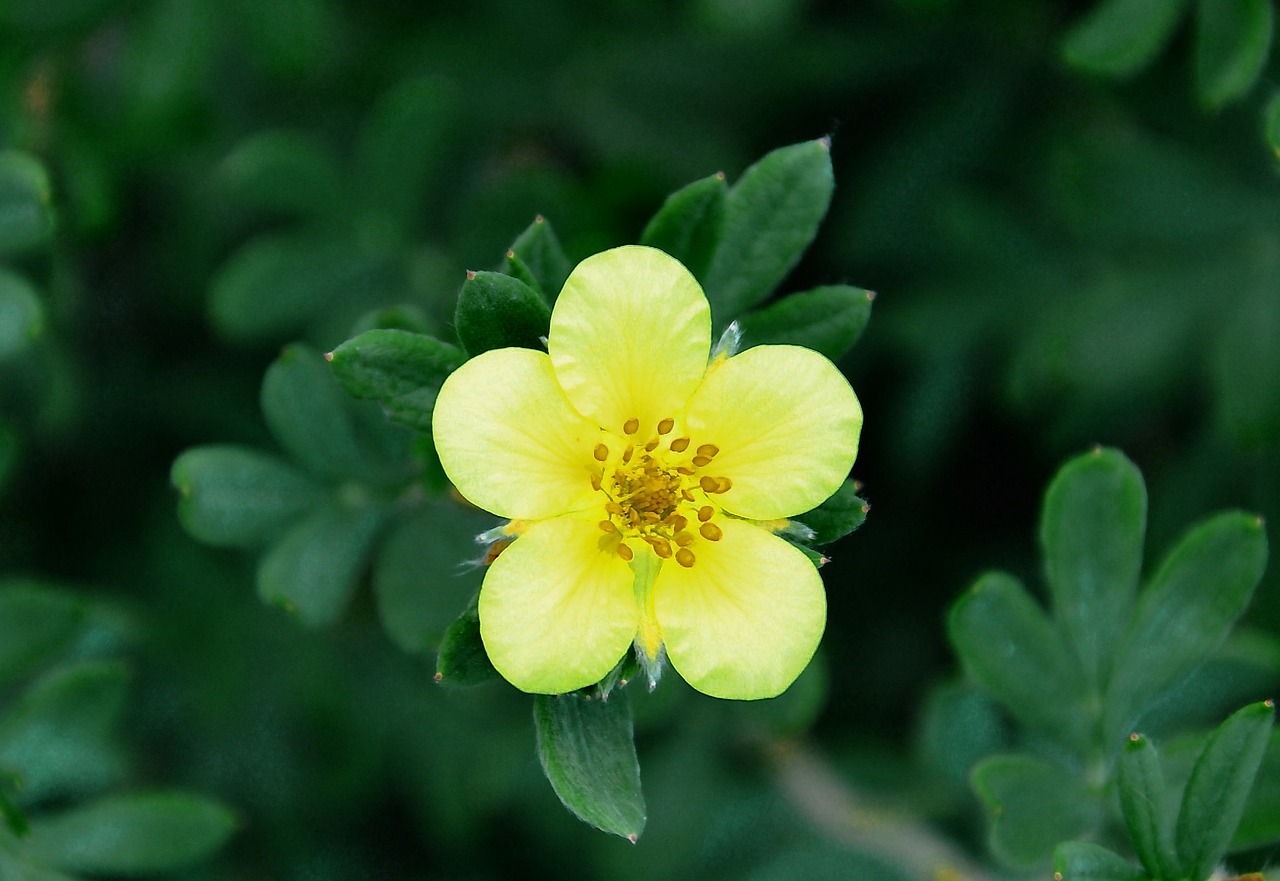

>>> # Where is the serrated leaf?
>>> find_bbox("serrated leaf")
[0,582,85,685]
[0,270,45,359]
[639,171,727,279]
[504,216,571,301]
[1116,733,1179,879]
[216,129,343,220]
[700,140,834,327]
[1194,0,1273,110]
[793,479,868,545]
[24,791,237,873]
[435,593,499,687]
[256,500,388,627]
[170,445,324,548]
[454,270,551,356]
[1053,841,1149,881]
[948,572,1090,748]
[327,329,465,433]
[1175,700,1275,881]
[534,692,646,841]
[1041,447,1147,692]
[1062,0,1189,77]
[737,284,873,362]
[0,151,55,256]
[972,754,1102,868]
[1106,512,1268,742]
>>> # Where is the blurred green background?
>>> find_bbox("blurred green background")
[2,0,1279,877]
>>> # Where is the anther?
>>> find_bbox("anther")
[675,532,695,547]
[657,418,674,435]
[616,543,634,562]
[623,417,639,435]
[676,466,695,475]
[593,443,608,462]
[699,522,723,541]
[590,473,602,491]
[681,489,695,502]
[698,505,714,522]
[645,537,673,559]
[691,455,712,467]
[716,477,733,493]
[675,548,696,568]
[699,476,719,493]
[598,520,618,534]
[622,445,634,464]
[606,502,625,515]
[696,444,719,458]
[644,439,660,452]
[669,437,690,453]
[668,514,688,532]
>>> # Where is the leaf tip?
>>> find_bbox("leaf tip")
[534,214,545,224]
[433,671,443,683]
[466,270,476,280]
[1266,698,1274,709]
[506,249,515,259]
[627,832,639,844]
[323,351,334,362]
[817,135,831,152]
[1054,873,1063,881]
[865,289,877,303]
[715,170,726,181]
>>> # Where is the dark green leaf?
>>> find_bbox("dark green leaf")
[170,445,324,548]
[1194,0,1273,109]
[217,129,343,220]
[1265,90,1280,156]
[327,329,465,433]
[0,151,55,256]
[0,581,85,685]
[948,572,1089,747]
[1040,447,1147,691]
[700,139,835,326]
[0,270,44,359]
[1053,841,1149,881]
[972,754,1102,867]
[534,692,646,841]
[256,501,388,627]
[504,216,571,301]
[1175,700,1275,881]
[639,171,727,279]
[455,270,551,356]
[1116,733,1178,879]
[1235,729,1280,847]
[435,593,499,687]
[1106,512,1268,741]
[1214,288,1280,449]
[1062,0,1189,77]
[794,479,869,545]
[25,791,237,873]
[737,284,873,362]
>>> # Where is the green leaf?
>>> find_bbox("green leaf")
[1234,729,1280,847]
[0,151,55,256]
[639,171,727,279]
[700,140,834,327]
[256,501,388,627]
[1106,512,1268,741]
[0,582,85,685]
[793,479,869,545]
[24,791,237,873]
[327,329,465,433]
[435,593,499,687]
[1040,447,1147,692]
[1194,0,1273,110]
[737,284,873,363]
[0,661,128,803]
[948,572,1089,748]
[533,692,646,841]
[170,445,324,548]
[454,270,551,356]
[263,343,411,484]
[504,216,571,301]
[1265,90,1280,157]
[1053,841,1149,881]
[1175,700,1275,881]
[0,270,44,359]
[1116,733,1178,879]
[1061,0,1189,77]
[217,129,344,220]
[972,754,1102,868]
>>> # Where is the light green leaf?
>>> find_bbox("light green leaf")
[1040,447,1147,691]
[327,329,465,433]
[1053,841,1149,881]
[1194,0,1273,109]
[639,171,727,280]
[793,479,868,546]
[1175,700,1275,881]
[454,271,551,356]
[533,692,646,841]
[972,754,1102,867]
[1106,512,1268,741]
[1062,0,1190,77]
[217,129,344,220]
[948,572,1090,748]
[737,284,874,362]
[0,582,85,685]
[435,593,499,687]
[701,139,834,327]
[504,216,571,301]
[170,445,323,548]
[0,270,44,359]
[24,791,237,873]
[0,151,55,256]
[1116,733,1178,879]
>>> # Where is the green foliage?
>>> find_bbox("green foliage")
[971,755,1101,867]
[503,216,572,301]
[0,151,55,256]
[1193,0,1274,110]
[736,284,873,362]
[1061,0,1189,77]
[1115,734,1177,879]
[0,270,44,359]
[327,329,466,432]
[640,172,727,280]
[793,478,869,546]
[454,271,551,356]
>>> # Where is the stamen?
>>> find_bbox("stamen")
[699,476,719,493]
[593,443,609,462]
[598,520,618,534]
[696,444,719,458]
[691,455,712,467]
[590,473,602,491]
[606,502,625,515]
[657,418,674,435]
[669,437,690,453]
[716,477,733,493]
[674,532,695,547]
[675,548,696,568]
[623,417,640,435]
[697,505,714,522]
[681,489,695,502]
[676,466,695,475]
[616,543,634,562]
[668,514,688,532]
[644,439,660,452]
[699,522,723,541]
[621,445,634,464]
[645,536,673,558]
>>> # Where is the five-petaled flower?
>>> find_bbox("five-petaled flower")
[433,245,862,700]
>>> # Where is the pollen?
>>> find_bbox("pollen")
[623,417,639,435]
[657,418,674,435]
[696,444,719,458]
[669,437,690,453]
[593,443,609,462]
[691,455,712,467]
[697,505,714,521]
[676,548,696,568]
[699,522,723,541]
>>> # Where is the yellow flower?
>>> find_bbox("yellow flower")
[433,245,862,700]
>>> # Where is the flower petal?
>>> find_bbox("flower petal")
[654,519,825,700]
[434,347,598,519]
[684,344,861,520]
[549,245,711,436]
[479,517,639,694]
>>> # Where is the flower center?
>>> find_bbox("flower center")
[591,416,730,568]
